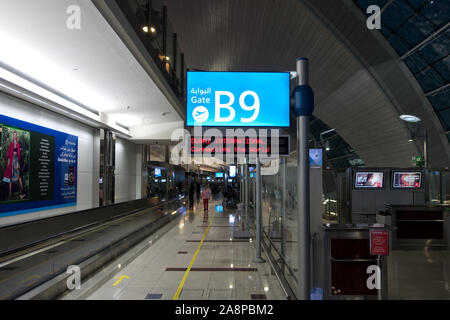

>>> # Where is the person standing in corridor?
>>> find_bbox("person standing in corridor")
[201,184,211,212]
[188,182,195,210]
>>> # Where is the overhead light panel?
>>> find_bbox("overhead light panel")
[320,128,336,136]
[0,66,100,122]
[400,114,421,123]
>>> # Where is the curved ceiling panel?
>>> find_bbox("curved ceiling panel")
[163,0,422,167]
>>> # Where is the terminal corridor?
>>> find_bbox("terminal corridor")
[62,196,285,300]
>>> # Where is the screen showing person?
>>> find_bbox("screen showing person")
[0,125,30,202]
[392,172,422,188]
[355,172,384,188]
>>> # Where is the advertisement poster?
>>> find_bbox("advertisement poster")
[0,114,78,217]
[309,149,323,168]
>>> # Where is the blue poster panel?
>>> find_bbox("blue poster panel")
[0,114,78,217]
[309,149,323,168]
[187,71,290,127]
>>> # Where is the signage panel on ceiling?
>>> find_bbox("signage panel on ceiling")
[187,71,290,127]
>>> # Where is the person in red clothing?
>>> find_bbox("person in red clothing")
[3,131,25,200]
[201,184,212,212]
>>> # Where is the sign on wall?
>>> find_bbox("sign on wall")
[187,71,290,127]
[309,149,323,168]
[0,114,78,217]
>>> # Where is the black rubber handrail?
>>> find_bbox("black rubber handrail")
[0,198,181,259]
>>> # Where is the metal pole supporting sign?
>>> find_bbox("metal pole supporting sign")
[294,57,314,300]
[253,157,265,263]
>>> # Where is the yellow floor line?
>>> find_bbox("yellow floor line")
[172,215,214,300]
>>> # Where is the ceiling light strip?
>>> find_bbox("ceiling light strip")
[0,66,100,121]
[0,68,130,136]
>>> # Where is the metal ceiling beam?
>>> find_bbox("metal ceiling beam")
[327,152,358,162]
[425,82,450,97]
[381,0,393,13]
[400,22,450,60]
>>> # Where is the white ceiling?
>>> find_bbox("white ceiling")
[0,0,182,130]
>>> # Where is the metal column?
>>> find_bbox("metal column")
[281,157,287,259]
[294,57,314,300]
[102,129,115,206]
[253,158,265,263]
[244,163,249,227]
[424,129,429,168]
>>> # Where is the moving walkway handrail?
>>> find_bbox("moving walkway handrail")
[0,198,181,259]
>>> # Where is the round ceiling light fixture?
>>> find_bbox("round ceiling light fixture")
[399,114,421,123]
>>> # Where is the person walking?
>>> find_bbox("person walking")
[201,184,211,212]
[196,181,201,204]
[188,182,195,210]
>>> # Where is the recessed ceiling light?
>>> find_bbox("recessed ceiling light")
[142,26,149,33]
[400,114,421,123]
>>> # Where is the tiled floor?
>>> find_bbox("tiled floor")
[86,199,286,300]
[388,249,450,299]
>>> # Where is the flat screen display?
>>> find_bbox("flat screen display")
[392,172,422,188]
[187,71,290,127]
[354,172,384,188]
[155,168,162,177]
[215,172,224,178]
[189,135,290,156]
[229,165,236,178]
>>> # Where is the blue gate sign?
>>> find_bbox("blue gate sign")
[187,71,290,127]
